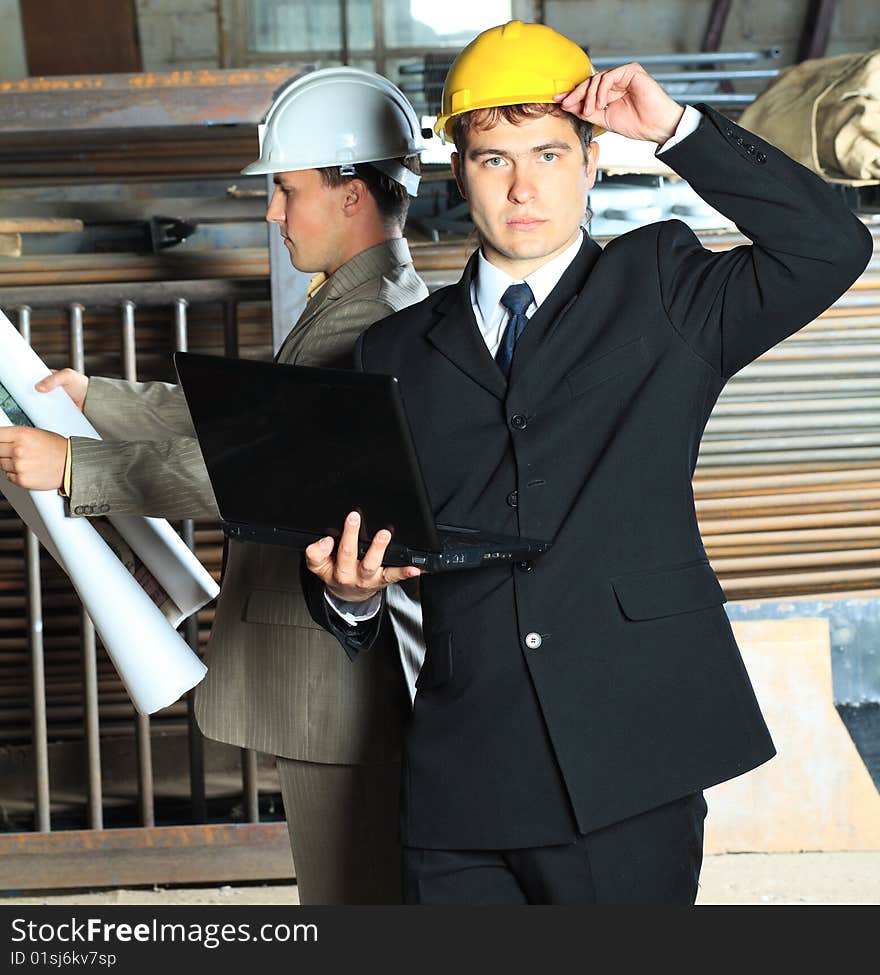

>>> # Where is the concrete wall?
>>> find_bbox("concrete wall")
[0,0,27,80]
[135,0,220,71]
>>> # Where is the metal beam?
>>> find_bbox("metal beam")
[0,67,306,134]
[0,824,294,891]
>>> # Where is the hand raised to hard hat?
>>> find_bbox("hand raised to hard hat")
[554,62,684,145]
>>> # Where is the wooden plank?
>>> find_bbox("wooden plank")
[0,823,294,891]
[0,233,21,257]
[0,219,83,234]
[20,0,142,76]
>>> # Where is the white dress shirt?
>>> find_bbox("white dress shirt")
[326,105,703,625]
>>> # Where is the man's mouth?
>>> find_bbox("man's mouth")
[507,218,547,230]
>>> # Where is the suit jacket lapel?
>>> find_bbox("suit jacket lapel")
[427,250,508,400]
[277,238,414,364]
[509,235,603,387]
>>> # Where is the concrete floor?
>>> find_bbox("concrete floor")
[3,853,878,905]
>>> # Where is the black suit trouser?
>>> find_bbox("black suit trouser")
[403,792,708,905]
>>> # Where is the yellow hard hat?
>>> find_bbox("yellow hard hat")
[434,21,602,141]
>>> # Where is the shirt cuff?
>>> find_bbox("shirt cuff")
[656,105,702,154]
[324,588,382,625]
[59,437,72,498]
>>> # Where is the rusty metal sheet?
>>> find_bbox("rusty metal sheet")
[0,67,307,134]
[0,823,294,890]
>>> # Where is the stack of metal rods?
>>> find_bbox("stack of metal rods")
[695,223,880,597]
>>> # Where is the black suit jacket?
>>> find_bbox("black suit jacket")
[309,105,873,849]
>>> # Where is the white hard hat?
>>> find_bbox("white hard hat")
[241,66,425,195]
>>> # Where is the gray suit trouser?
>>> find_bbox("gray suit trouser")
[276,757,403,905]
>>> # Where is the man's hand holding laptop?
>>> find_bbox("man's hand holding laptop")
[305,510,422,603]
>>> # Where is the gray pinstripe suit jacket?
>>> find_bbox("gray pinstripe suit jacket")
[68,238,427,763]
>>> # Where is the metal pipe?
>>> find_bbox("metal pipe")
[673,94,757,105]
[721,566,880,595]
[651,69,779,82]
[18,304,50,833]
[702,0,733,53]
[705,413,880,432]
[372,0,386,77]
[174,298,207,823]
[173,298,188,354]
[712,397,880,415]
[69,303,104,830]
[698,448,880,466]
[694,468,880,495]
[119,300,155,828]
[698,509,880,534]
[120,300,137,383]
[592,49,782,67]
[696,487,880,512]
[242,749,260,824]
[712,547,880,573]
[798,0,839,63]
[0,279,269,309]
[707,526,880,547]
[339,0,349,66]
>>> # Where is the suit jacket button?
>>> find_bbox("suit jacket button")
[73,505,83,515]
[756,152,767,164]
[736,136,744,145]
[510,413,528,430]
[725,128,734,137]
[524,631,542,649]
[507,490,518,507]
[99,504,110,513]
[517,560,534,573]
[747,144,756,153]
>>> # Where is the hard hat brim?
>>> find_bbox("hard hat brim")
[434,97,605,142]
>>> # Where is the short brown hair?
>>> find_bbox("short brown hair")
[451,103,593,162]
[319,155,420,229]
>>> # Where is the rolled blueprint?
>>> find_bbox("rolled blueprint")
[0,308,218,714]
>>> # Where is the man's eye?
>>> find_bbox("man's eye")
[540,152,558,162]
[485,157,504,167]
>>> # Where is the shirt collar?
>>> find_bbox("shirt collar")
[474,230,585,323]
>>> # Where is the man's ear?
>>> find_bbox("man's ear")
[585,140,600,190]
[451,151,467,200]
[342,177,368,215]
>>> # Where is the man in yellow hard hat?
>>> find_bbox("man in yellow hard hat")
[305,22,872,903]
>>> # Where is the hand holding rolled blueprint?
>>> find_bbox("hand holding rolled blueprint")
[0,308,219,714]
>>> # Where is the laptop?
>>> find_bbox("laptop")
[173,352,552,572]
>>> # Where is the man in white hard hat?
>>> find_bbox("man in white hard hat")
[304,23,872,903]
[0,67,427,904]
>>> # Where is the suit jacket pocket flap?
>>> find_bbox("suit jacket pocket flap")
[566,335,647,397]
[242,588,323,629]
[415,631,453,690]
[610,560,726,621]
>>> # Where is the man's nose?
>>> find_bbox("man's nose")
[508,167,536,204]
[265,186,285,223]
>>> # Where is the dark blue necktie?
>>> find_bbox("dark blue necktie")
[495,282,534,380]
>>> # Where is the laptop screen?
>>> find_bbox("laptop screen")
[175,353,440,550]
